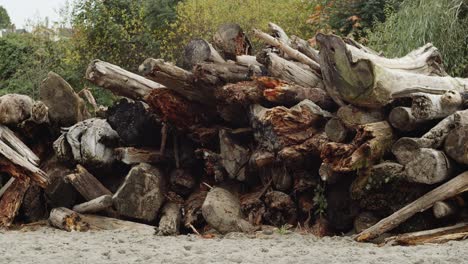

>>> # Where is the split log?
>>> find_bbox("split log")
[0,94,33,125]
[432,201,457,219]
[253,28,320,72]
[114,147,166,165]
[156,202,182,236]
[355,171,468,242]
[65,165,112,201]
[202,187,254,234]
[0,178,30,227]
[213,23,252,60]
[385,222,468,246]
[258,52,323,89]
[169,169,195,196]
[389,107,429,132]
[444,125,468,165]
[236,55,262,67]
[219,129,250,182]
[263,191,297,226]
[40,71,89,126]
[278,132,330,164]
[73,195,113,214]
[49,207,89,232]
[184,39,225,69]
[317,34,466,107]
[321,121,394,172]
[290,35,319,62]
[86,60,163,100]
[113,163,166,222]
[325,118,349,143]
[251,100,331,153]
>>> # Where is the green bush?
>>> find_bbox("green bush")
[368,0,468,77]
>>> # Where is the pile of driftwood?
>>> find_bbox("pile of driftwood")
[1,22,468,245]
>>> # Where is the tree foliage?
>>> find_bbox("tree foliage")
[368,0,468,77]
[0,6,11,29]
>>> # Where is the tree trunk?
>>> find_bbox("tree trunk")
[65,165,112,201]
[49,207,90,232]
[73,195,113,214]
[406,90,466,120]
[0,178,30,227]
[355,171,468,242]
[404,148,453,184]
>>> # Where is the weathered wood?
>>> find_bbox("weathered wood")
[49,207,89,232]
[336,105,384,127]
[202,187,254,234]
[65,165,112,201]
[404,148,453,184]
[407,90,465,120]
[249,150,275,169]
[213,23,252,60]
[86,60,163,100]
[317,34,466,107]
[432,201,457,219]
[0,178,30,227]
[355,171,468,242]
[325,118,349,143]
[389,107,428,132]
[263,191,297,226]
[278,132,330,164]
[184,39,225,69]
[40,71,89,126]
[444,125,468,165]
[169,169,195,196]
[219,129,250,182]
[385,222,468,245]
[156,201,182,236]
[73,195,113,214]
[113,163,166,222]
[290,35,319,62]
[0,94,33,125]
[114,147,166,165]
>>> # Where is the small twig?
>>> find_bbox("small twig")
[189,224,201,236]
[202,182,213,190]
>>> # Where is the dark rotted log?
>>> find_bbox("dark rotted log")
[113,163,166,222]
[278,132,330,165]
[385,223,468,246]
[0,178,30,227]
[42,157,78,209]
[169,169,196,196]
[240,184,270,226]
[195,148,226,182]
[73,195,113,214]
[249,150,275,169]
[49,207,90,232]
[213,23,252,60]
[326,178,360,232]
[263,191,297,226]
[389,107,429,132]
[86,60,163,101]
[321,121,394,173]
[356,171,468,242]
[65,165,112,201]
[325,118,350,143]
[106,99,162,147]
[444,125,468,165]
[251,100,331,153]
[183,188,208,229]
[184,39,225,69]
[40,72,90,127]
[18,184,46,223]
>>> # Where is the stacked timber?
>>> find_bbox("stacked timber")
[1,22,468,246]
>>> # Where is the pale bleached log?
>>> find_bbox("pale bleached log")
[73,195,113,214]
[268,22,290,45]
[80,214,155,232]
[404,148,453,184]
[236,55,262,67]
[86,60,163,100]
[156,202,182,236]
[432,201,457,219]
[389,107,428,132]
[355,171,468,242]
[337,105,384,127]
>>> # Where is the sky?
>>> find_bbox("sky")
[0,0,68,29]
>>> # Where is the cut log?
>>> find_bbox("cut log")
[385,222,468,245]
[65,165,112,201]
[444,125,468,165]
[202,187,254,234]
[213,23,252,60]
[48,207,89,232]
[72,195,113,214]
[325,118,349,143]
[114,147,166,165]
[0,178,30,227]
[219,129,250,182]
[18,184,46,223]
[355,171,468,242]
[336,105,384,127]
[407,90,465,120]
[317,34,466,107]
[354,211,379,234]
[113,163,166,222]
[432,201,457,219]
[263,191,297,227]
[86,60,163,100]
[389,107,429,132]
[0,94,33,125]
[258,52,323,89]
[321,121,394,172]
[40,71,89,126]
[156,202,182,236]
[184,39,225,69]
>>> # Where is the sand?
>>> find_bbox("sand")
[0,226,467,264]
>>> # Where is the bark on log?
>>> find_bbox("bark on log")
[42,157,78,209]
[80,214,154,232]
[0,94,33,125]
[86,60,163,100]
[317,34,466,107]
[355,171,468,242]
[184,39,225,69]
[432,201,457,219]
[156,202,182,236]
[389,107,429,132]
[49,207,90,232]
[213,23,252,60]
[73,195,113,214]
[40,72,89,126]
[404,148,453,184]
[444,125,468,165]
[65,165,112,201]
[113,163,166,222]
[0,178,30,227]
[193,62,251,85]
[385,222,468,246]
[114,147,166,165]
